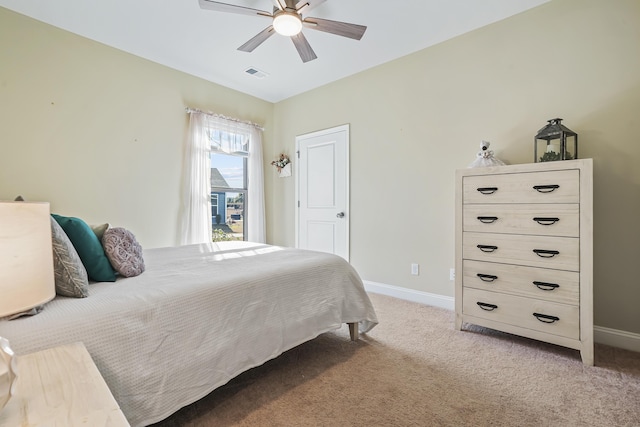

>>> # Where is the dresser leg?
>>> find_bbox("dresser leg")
[580,347,594,366]
[455,315,463,331]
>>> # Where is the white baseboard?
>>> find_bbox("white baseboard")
[593,326,640,353]
[363,280,640,353]
[363,280,454,311]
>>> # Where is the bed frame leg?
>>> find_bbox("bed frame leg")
[348,322,358,341]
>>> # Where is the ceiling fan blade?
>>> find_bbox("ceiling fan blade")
[295,0,327,15]
[303,17,367,40]
[238,26,277,52]
[271,0,284,10]
[290,32,317,63]
[198,0,272,18]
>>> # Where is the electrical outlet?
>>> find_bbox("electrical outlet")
[411,263,419,275]
[450,268,455,281]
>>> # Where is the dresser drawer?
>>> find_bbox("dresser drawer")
[462,288,579,339]
[463,232,579,271]
[463,204,579,237]
[463,170,579,204]
[462,260,579,305]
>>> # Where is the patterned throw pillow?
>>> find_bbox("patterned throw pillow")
[102,227,145,277]
[50,217,89,297]
[51,214,117,282]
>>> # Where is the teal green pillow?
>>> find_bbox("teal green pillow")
[51,214,116,282]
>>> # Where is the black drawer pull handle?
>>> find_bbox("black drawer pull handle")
[533,313,560,323]
[533,184,560,193]
[477,216,498,224]
[477,187,498,195]
[533,281,560,291]
[477,245,498,253]
[477,273,498,282]
[477,302,498,311]
[533,249,559,258]
[533,217,560,225]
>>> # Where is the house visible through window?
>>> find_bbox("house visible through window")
[210,130,248,241]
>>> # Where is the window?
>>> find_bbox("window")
[211,194,219,223]
[210,132,248,241]
[181,110,264,246]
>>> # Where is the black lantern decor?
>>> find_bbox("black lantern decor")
[534,118,578,162]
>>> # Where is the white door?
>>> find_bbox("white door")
[296,125,349,261]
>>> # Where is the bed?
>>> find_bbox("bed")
[0,241,378,426]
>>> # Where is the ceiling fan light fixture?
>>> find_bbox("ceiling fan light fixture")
[273,12,302,36]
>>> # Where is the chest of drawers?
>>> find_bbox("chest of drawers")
[455,159,593,365]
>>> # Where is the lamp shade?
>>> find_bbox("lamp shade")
[0,202,55,318]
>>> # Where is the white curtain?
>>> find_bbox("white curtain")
[247,126,265,243]
[180,111,265,244]
[180,112,212,245]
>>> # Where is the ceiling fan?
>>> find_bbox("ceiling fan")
[198,0,367,63]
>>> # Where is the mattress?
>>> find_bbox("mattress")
[0,241,378,426]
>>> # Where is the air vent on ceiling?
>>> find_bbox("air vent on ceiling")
[244,67,269,79]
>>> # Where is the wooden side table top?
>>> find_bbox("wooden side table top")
[0,341,130,426]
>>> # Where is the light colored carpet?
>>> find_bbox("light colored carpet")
[151,293,640,426]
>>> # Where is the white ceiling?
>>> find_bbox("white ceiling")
[0,0,549,103]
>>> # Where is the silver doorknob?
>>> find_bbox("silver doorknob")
[336,212,345,218]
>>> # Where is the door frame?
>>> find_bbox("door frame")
[295,124,350,261]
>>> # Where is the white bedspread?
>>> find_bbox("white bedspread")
[0,242,378,426]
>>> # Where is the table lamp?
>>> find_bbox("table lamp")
[0,201,56,411]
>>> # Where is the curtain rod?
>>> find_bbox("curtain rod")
[185,107,264,131]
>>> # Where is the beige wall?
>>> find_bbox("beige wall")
[2,0,640,336]
[0,7,273,249]
[271,0,640,334]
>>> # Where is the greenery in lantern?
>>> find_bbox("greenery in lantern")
[539,150,574,162]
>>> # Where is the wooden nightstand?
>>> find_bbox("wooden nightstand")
[0,342,130,426]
